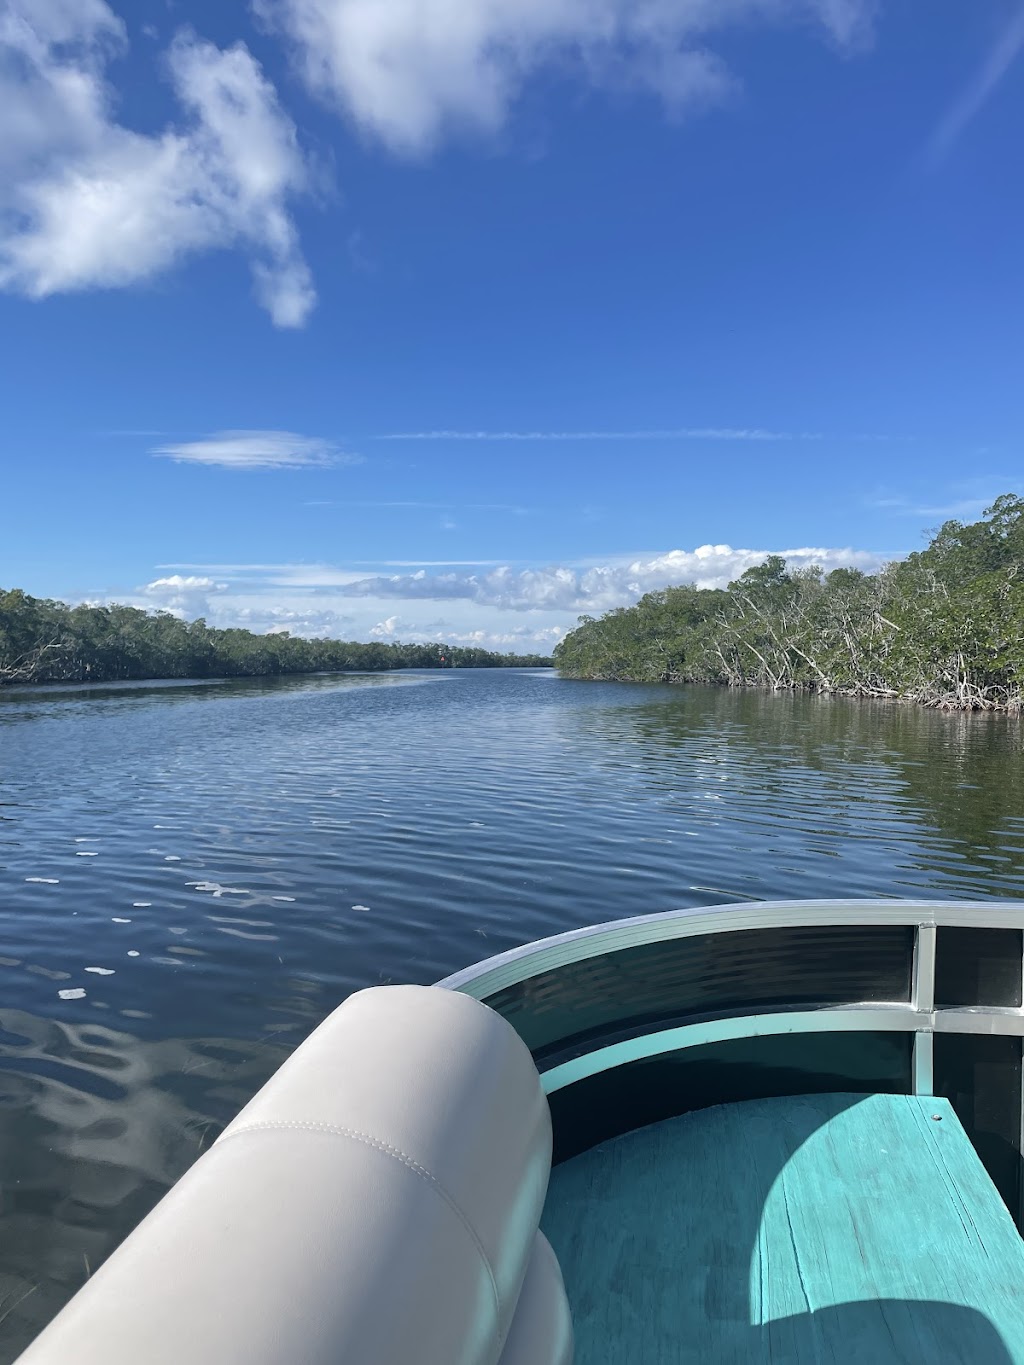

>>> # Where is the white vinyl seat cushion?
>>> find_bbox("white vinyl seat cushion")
[17,985,570,1365]
[498,1233,574,1365]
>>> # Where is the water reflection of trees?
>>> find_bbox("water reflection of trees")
[570,684,1024,869]
[0,671,432,727]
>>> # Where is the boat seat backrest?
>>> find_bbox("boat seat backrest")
[16,985,573,1365]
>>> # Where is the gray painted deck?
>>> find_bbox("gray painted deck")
[542,1093,1024,1363]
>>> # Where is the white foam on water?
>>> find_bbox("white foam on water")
[25,877,60,884]
[164,856,182,862]
[74,838,100,843]
[84,967,115,975]
[76,852,98,857]
[127,951,140,957]
[132,902,152,907]
[168,928,187,936]
[58,988,86,1000]
[272,896,296,902]
[187,881,250,898]
[112,917,132,923]
[351,904,371,912]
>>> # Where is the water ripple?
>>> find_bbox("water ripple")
[0,670,1022,1355]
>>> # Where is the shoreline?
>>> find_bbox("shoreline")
[558,671,1024,715]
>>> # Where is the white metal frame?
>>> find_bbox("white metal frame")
[437,900,1024,1097]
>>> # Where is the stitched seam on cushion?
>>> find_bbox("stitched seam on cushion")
[219,1119,501,1320]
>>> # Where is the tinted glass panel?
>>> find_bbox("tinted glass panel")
[549,1030,912,1163]
[934,928,1022,1008]
[485,924,914,1060]
[934,1032,1023,1227]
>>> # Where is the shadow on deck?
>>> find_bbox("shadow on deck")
[542,1092,1024,1363]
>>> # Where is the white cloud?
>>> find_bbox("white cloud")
[335,544,888,611]
[151,430,360,470]
[1,0,878,319]
[145,574,223,591]
[258,0,877,155]
[77,541,894,654]
[121,543,890,646]
[369,616,565,647]
[380,427,822,441]
[141,573,226,617]
[227,605,357,637]
[0,4,314,324]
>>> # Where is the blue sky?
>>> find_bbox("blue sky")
[2,1,1022,650]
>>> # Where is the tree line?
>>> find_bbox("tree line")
[0,591,552,685]
[554,495,1024,711]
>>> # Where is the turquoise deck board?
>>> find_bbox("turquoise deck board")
[541,1093,1024,1363]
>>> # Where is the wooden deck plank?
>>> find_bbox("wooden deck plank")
[541,1093,1024,1363]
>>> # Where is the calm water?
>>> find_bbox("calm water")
[1,668,1023,1353]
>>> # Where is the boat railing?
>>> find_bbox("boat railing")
[439,900,1024,1221]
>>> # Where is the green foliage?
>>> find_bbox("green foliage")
[0,592,552,685]
[554,496,1024,711]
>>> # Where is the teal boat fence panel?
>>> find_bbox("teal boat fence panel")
[439,900,1024,1225]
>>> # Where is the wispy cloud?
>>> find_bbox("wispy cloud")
[151,430,362,470]
[873,497,993,520]
[869,479,1021,521]
[155,562,314,572]
[370,560,506,567]
[158,559,510,570]
[304,499,531,512]
[926,6,1024,165]
[379,428,823,442]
